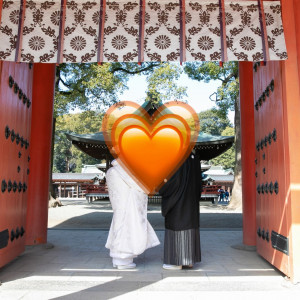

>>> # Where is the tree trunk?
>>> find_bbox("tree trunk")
[49,117,56,198]
[228,97,242,210]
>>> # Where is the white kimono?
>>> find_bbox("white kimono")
[105,160,160,261]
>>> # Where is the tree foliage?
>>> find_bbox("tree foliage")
[184,61,239,117]
[210,127,235,169]
[55,62,187,117]
[53,111,103,173]
[198,108,232,136]
[145,63,187,103]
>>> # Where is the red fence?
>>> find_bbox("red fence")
[202,185,221,195]
[82,184,108,195]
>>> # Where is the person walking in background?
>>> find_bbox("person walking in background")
[105,160,160,269]
[225,189,230,202]
[218,188,225,203]
[159,151,202,270]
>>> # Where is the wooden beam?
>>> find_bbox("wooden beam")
[57,0,67,64]
[15,0,26,62]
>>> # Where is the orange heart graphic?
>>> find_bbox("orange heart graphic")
[102,101,199,194]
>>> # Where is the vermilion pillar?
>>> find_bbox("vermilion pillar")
[239,62,256,246]
[295,0,300,78]
[26,63,56,245]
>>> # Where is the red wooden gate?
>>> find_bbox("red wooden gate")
[239,1,300,282]
[253,61,290,276]
[0,62,33,267]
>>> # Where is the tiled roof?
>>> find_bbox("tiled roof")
[203,166,234,175]
[52,173,101,181]
[205,175,234,182]
[66,130,234,161]
[66,131,234,145]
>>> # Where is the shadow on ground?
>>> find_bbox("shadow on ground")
[50,203,242,230]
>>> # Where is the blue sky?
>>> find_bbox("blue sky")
[119,73,235,124]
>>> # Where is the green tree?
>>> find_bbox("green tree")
[55,62,187,117]
[198,108,231,136]
[184,62,239,117]
[55,62,156,116]
[184,61,241,209]
[210,127,235,169]
[53,111,103,173]
[145,63,187,103]
[53,130,72,173]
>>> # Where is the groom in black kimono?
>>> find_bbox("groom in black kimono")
[159,151,201,269]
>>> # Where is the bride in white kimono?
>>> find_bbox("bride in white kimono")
[105,160,160,269]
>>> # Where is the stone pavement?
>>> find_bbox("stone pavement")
[1,230,300,299]
[0,200,300,299]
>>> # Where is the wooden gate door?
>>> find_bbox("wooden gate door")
[253,61,290,277]
[0,62,33,268]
